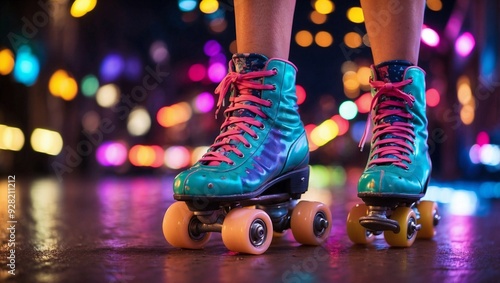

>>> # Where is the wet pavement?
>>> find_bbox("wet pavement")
[1,176,499,283]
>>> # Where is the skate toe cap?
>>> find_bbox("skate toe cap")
[358,167,424,195]
[173,169,243,196]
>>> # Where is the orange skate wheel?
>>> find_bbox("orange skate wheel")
[416,201,439,239]
[384,206,418,247]
[162,201,211,249]
[290,201,332,245]
[221,207,273,255]
[346,203,376,244]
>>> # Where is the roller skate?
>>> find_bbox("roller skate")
[162,54,332,255]
[346,62,440,247]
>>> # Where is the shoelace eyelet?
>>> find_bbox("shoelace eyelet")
[266,99,273,107]
[244,143,252,148]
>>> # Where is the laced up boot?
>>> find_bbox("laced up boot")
[347,63,439,247]
[173,53,309,204]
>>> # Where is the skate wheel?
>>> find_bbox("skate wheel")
[384,207,418,247]
[162,202,211,249]
[416,201,439,239]
[346,203,376,244]
[221,207,273,255]
[290,201,332,245]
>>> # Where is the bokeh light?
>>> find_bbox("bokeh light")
[455,32,475,57]
[421,26,440,47]
[295,30,314,47]
[199,0,218,14]
[310,10,327,24]
[427,0,443,11]
[178,0,197,12]
[347,7,364,23]
[296,85,307,105]
[331,115,349,136]
[96,141,128,166]
[150,41,169,63]
[339,100,358,120]
[13,45,40,86]
[48,69,78,101]
[30,128,63,156]
[100,53,124,82]
[164,146,191,169]
[127,107,151,136]
[81,74,99,97]
[355,92,372,113]
[207,62,226,82]
[314,0,334,15]
[344,32,363,49]
[0,49,15,75]
[193,92,215,113]
[426,88,440,107]
[129,145,164,167]
[310,119,339,147]
[0,125,25,151]
[204,40,222,57]
[476,131,490,146]
[96,84,120,108]
[188,63,206,82]
[157,102,193,128]
[315,31,333,47]
[70,0,97,18]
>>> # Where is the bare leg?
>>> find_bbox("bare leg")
[360,0,425,64]
[234,0,296,59]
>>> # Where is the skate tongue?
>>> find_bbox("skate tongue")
[375,60,413,83]
[232,53,268,74]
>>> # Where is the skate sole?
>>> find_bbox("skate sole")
[174,166,309,211]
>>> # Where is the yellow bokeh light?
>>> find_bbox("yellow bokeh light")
[460,105,475,125]
[457,75,472,105]
[310,119,339,147]
[356,66,371,86]
[0,49,15,75]
[30,128,63,156]
[344,32,363,48]
[70,0,97,18]
[199,0,218,14]
[49,70,68,97]
[314,0,335,15]
[457,83,472,105]
[315,31,333,47]
[427,0,443,11]
[49,70,78,101]
[295,30,314,47]
[0,125,25,151]
[310,10,327,25]
[60,77,78,101]
[347,7,364,23]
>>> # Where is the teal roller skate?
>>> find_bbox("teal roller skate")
[162,54,332,254]
[347,64,440,247]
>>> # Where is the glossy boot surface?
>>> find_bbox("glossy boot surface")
[358,66,431,202]
[173,54,309,201]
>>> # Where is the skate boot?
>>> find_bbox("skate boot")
[162,54,332,254]
[347,62,440,247]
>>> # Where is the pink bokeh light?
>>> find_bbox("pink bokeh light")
[455,32,475,57]
[421,27,440,47]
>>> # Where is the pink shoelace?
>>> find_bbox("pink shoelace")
[199,69,277,165]
[359,79,416,169]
